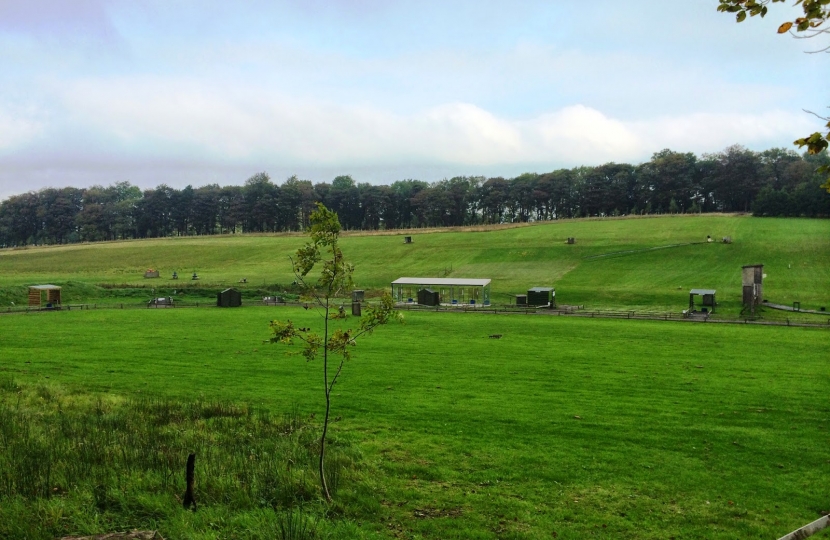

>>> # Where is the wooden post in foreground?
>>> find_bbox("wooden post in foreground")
[182,453,197,511]
[777,515,829,540]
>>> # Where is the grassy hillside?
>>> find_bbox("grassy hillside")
[1,215,828,313]
[1,307,828,539]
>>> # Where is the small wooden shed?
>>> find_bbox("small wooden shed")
[217,288,242,308]
[28,285,62,307]
[689,289,716,313]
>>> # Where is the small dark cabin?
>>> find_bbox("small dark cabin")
[527,287,555,306]
[217,288,242,308]
[417,288,440,306]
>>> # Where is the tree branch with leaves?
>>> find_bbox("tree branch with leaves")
[717,0,830,190]
[268,203,401,501]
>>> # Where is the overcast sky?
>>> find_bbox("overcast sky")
[0,0,825,199]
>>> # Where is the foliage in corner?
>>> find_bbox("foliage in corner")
[268,203,401,501]
[717,0,830,190]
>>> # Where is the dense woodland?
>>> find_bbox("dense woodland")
[1,145,827,247]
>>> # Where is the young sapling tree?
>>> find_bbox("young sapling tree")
[269,203,400,501]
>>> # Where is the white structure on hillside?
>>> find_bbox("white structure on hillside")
[391,277,491,305]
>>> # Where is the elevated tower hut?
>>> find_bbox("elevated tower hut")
[742,264,764,315]
[28,285,61,308]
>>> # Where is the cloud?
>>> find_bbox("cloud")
[4,75,814,171]
[628,110,816,156]
[0,69,818,202]
[53,78,638,165]
[0,104,45,151]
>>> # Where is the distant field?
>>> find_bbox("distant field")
[1,307,828,539]
[1,215,829,315]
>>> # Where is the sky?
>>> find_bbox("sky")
[0,0,826,199]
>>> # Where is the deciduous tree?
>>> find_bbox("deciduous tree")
[717,0,830,190]
[268,203,401,501]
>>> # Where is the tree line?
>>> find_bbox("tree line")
[1,145,827,247]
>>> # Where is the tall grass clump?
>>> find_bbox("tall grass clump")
[0,378,363,539]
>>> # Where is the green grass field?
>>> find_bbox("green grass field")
[2,215,829,315]
[1,306,828,539]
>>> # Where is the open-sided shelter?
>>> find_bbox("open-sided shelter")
[28,285,61,307]
[217,288,242,307]
[392,277,491,305]
[689,289,716,313]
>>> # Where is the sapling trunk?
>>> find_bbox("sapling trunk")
[319,298,332,501]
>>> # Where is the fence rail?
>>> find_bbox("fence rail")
[2,300,829,328]
[391,303,830,327]
[0,299,305,314]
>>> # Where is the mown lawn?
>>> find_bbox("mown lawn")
[1,306,828,539]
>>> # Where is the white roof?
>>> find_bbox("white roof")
[689,289,716,295]
[392,277,491,287]
[29,284,61,290]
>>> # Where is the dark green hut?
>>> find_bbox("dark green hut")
[417,288,440,306]
[527,287,555,306]
[217,288,242,308]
